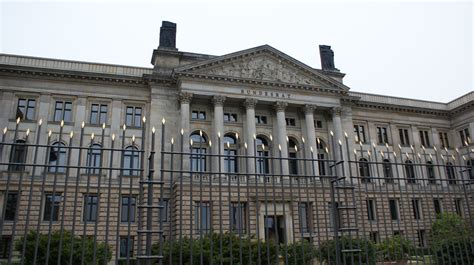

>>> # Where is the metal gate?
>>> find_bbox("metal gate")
[0,118,473,264]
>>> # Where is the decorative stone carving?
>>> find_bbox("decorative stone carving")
[243,98,258,109]
[331,107,342,117]
[195,54,325,86]
[304,104,317,114]
[319,45,339,72]
[212,95,226,106]
[274,101,288,112]
[178,92,193,104]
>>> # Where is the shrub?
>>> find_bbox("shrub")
[286,240,318,265]
[15,230,111,265]
[431,213,474,265]
[317,236,377,265]
[376,235,414,261]
[152,232,278,264]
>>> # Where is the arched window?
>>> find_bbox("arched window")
[359,158,371,183]
[288,138,298,176]
[123,146,140,176]
[405,160,416,184]
[9,139,27,171]
[190,132,207,172]
[87,143,102,175]
[446,162,456,184]
[224,133,238,173]
[256,136,269,174]
[49,142,67,173]
[382,159,393,182]
[317,138,327,176]
[467,160,474,180]
[426,161,436,184]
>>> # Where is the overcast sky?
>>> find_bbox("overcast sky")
[1,1,472,102]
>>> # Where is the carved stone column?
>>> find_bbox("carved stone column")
[274,101,289,176]
[178,92,193,154]
[212,95,226,172]
[331,107,345,176]
[303,105,319,175]
[244,98,257,174]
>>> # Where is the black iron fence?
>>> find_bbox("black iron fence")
[0,118,473,264]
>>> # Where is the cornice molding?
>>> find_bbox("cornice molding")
[176,72,348,96]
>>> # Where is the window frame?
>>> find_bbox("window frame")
[389,199,400,221]
[89,103,108,125]
[255,115,268,125]
[230,202,247,233]
[353,124,366,144]
[119,236,134,259]
[223,112,238,123]
[419,130,431,147]
[194,201,211,234]
[83,194,98,222]
[16,97,36,121]
[398,128,410,146]
[120,195,137,223]
[191,110,206,121]
[366,199,376,221]
[43,193,62,222]
[3,192,18,221]
[53,100,73,122]
[376,126,389,145]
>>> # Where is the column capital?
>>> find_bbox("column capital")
[178,92,193,104]
[330,107,342,117]
[303,104,317,115]
[212,95,226,106]
[274,101,288,112]
[243,98,258,109]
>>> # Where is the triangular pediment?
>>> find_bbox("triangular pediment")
[175,45,350,92]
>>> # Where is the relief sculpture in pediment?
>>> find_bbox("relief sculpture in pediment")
[201,56,318,86]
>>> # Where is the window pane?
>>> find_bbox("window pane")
[44,194,61,221]
[4,193,18,221]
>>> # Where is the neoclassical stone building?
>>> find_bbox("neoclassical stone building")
[0,21,472,263]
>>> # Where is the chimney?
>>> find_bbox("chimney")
[159,21,177,50]
[319,45,339,72]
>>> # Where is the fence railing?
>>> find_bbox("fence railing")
[0,118,473,265]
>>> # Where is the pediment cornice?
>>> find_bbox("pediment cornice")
[174,45,350,95]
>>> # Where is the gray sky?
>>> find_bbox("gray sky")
[1,1,472,102]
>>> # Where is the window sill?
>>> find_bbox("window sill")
[87,123,111,128]
[48,120,74,126]
[8,118,37,123]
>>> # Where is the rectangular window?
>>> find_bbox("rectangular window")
[328,202,341,230]
[191,148,206,172]
[119,236,134,258]
[366,199,376,221]
[159,199,168,222]
[255,115,267,125]
[3,193,18,221]
[412,199,422,220]
[439,132,450,148]
[376,126,389,144]
[399,128,410,146]
[389,199,399,221]
[191,110,206,120]
[417,230,426,247]
[224,149,238,173]
[43,193,61,221]
[419,130,431,147]
[83,195,98,222]
[121,196,136,223]
[224,113,238,122]
[315,120,323,129]
[299,202,312,233]
[17,98,36,120]
[0,236,12,259]
[353,125,366,143]
[285,118,296,127]
[195,202,211,234]
[230,202,247,233]
[369,231,379,243]
[125,106,142,127]
[90,104,108,125]
[454,199,463,216]
[433,199,442,216]
[460,128,471,146]
[54,101,72,122]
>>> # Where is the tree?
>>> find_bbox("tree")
[431,213,473,265]
[15,230,112,265]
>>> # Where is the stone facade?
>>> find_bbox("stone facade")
[0,21,473,263]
